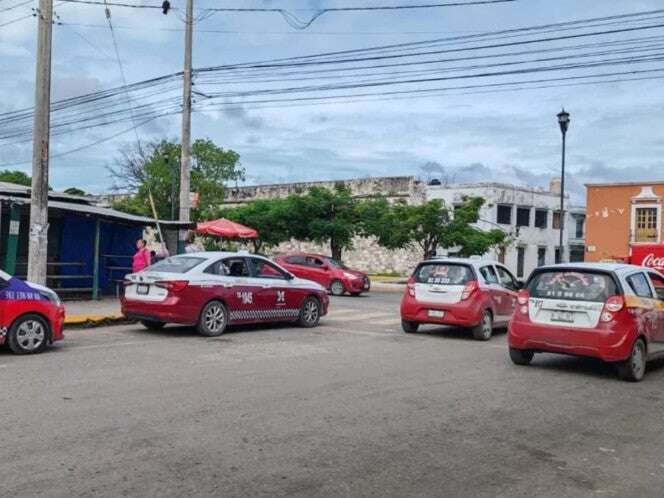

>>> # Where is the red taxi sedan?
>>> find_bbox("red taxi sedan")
[121,252,329,336]
[275,253,370,296]
[509,263,664,381]
[0,269,65,354]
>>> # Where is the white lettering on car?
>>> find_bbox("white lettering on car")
[277,291,285,303]
[236,291,253,305]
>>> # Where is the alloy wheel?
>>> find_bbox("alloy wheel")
[16,319,46,352]
[204,304,226,333]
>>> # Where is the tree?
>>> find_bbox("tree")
[285,185,359,260]
[0,170,31,187]
[222,199,292,253]
[63,187,87,196]
[362,196,505,259]
[109,139,244,220]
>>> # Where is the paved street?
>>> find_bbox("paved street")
[2,292,664,497]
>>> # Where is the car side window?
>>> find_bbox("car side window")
[626,272,653,298]
[648,272,664,300]
[251,258,287,280]
[306,257,325,268]
[496,266,518,291]
[204,260,227,276]
[479,265,499,285]
[222,258,251,278]
[286,255,306,266]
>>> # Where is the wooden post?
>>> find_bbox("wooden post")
[92,219,101,300]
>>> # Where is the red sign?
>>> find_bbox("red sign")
[630,244,664,274]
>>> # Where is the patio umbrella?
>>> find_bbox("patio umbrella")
[196,218,258,239]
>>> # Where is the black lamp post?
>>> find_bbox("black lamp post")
[557,109,570,263]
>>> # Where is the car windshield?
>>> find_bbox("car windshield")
[529,270,618,302]
[148,256,206,274]
[414,263,474,285]
[326,258,348,269]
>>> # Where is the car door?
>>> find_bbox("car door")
[304,256,331,288]
[213,257,259,324]
[625,271,659,350]
[646,271,664,352]
[495,265,520,321]
[478,265,503,319]
[248,257,303,323]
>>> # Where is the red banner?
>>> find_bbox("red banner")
[630,244,664,274]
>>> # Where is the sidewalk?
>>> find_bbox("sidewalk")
[64,297,125,326]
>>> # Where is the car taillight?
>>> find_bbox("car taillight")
[461,281,478,301]
[407,277,416,297]
[517,289,529,305]
[156,280,188,292]
[601,295,625,322]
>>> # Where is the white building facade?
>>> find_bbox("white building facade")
[427,181,585,280]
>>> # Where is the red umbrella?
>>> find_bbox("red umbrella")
[196,218,258,239]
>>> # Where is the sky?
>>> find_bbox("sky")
[1,0,664,203]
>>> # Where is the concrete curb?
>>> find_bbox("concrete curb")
[370,282,406,293]
[64,314,131,329]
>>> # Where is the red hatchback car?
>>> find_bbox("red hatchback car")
[275,253,370,296]
[509,263,664,382]
[0,269,65,354]
[400,258,521,340]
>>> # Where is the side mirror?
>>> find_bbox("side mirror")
[285,272,295,281]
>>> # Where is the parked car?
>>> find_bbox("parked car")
[121,252,329,336]
[0,269,65,354]
[508,263,664,381]
[275,253,370,296]
[400,257,521,340]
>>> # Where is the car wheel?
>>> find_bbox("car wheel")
[298,296,321,328]
[7,314,50,354]
[330,280,345,296]
[401,320,419,333]
[141,320,166,330]
[472,310,493,341]
[616,338,647,382]
[509,347,534,365]
[197,301,228,337]
[350,292,362,297]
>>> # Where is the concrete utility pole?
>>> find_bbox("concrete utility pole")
[178,0,194,253]
[27,0,54,284]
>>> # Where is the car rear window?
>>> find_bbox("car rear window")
[148,256,206,273]
[528,270,618,302]
[414,263,474,285]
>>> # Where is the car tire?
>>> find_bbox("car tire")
[350,292,362,297]
[472,310,493,341]
[196,301,228,337]
[616,338,647,382]
[509,347,534,366]
[7,314,50,355]
[330,280,345,296]
[141,320,166,330]
[401,320,419,333]
[298,296,321,328]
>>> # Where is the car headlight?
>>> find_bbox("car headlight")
[40,289,62,307]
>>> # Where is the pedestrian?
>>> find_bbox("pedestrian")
[132,239,152,273]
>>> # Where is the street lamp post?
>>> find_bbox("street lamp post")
[557,109,570,263]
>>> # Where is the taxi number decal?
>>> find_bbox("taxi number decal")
[277,291,285,303]
[236,291,253,304]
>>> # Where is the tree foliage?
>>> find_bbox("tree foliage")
[222,199,292,253]
[63,187,87,196]
[109,139,244,220]
[0,170,31,187]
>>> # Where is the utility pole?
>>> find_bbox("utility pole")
[178,0,193,253]
[27,0,53,285]
[556,109,570,264]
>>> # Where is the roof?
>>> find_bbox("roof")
[536,262,637,273]
[585,181,664,188]
[426,181,566,198]
[424,257,500,266]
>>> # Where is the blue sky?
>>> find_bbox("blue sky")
[1,0,664,202]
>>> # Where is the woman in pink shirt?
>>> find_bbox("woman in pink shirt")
[132,239,152,273]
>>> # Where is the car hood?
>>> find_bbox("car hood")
[340,268,367,278]
[292,277,327,292]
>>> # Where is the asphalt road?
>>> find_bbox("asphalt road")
[2,292,664,497]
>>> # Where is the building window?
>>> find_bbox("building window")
[552,211,562,229]
[634,207,658,242]
[534,209,548,228]
[537,247,546,267]
[517,246,526,278]
[497,205,512,225]
[575,217,584,239]
[555,247,561,264]
[516,207,530,227]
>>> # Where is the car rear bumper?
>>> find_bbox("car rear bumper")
[400,300,482,328]
[508,319,634,362]
[121,297,198,325]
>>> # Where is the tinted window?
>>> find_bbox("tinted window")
[649,272,664,300]
[326,258,347,269]
[223,258,250,277]
[414,263,474,285]
[479,265,499,284]
[148,256,205,274]
[627,273,653,298]
[252,259,287,280]
[286,255,306,265]
[529,270,618,302]
[306,256,326,268]
[496,266,518,290]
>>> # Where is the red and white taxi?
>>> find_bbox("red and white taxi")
[121,252,329,336]
[508,263,664,381]
[400,258,522,340]
[0,269,65,354]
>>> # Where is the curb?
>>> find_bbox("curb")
[370,282,406,293]
[64,314,131,329]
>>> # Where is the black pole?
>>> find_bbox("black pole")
[559,131,566,263]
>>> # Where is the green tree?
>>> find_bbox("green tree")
[362,196,505,259]
[222,199,292,253]
[285,185,359,260]
[109,139,244,220]
[0,170,31,187]
[63,187,87,196]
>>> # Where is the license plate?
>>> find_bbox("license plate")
[136,284,150,295]
[550,310,574,323]
[428,310,445,318]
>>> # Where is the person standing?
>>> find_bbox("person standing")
[132,239,152,273]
